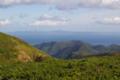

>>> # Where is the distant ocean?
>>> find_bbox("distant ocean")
[8,31,120,45]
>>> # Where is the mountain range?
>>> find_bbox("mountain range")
[35,40,120,59]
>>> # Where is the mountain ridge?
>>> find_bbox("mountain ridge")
[35,40,120,59]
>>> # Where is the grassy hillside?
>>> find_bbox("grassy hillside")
[0,32,50,63]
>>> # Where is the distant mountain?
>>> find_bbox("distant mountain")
[0,32,50,63]
[35,40,120,59]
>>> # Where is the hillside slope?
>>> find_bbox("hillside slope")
[0,32,49,63]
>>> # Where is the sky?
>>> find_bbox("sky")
[0,0,120,32]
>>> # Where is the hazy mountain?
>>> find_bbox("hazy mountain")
[35,40,120,59]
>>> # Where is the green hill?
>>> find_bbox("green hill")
[0,32,49,63]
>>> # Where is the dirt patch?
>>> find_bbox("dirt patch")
[17,51,32,62]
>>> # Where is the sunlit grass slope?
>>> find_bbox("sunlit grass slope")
[0,32,50,63]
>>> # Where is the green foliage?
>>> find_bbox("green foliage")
[0,55,120,80]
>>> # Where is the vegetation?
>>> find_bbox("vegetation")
[0,55,120,80]
[0,32,50,63]
[0,32,120,80]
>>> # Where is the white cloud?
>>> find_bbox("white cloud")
[97,16,120,25]
[30,15,68,26]
[0,0,120,10]
[0,19,11,26]
[31,20,66,26]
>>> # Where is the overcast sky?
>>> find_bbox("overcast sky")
[0,0,120,32]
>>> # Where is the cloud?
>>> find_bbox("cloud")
[0,19,11,26]
[30,14,68,26]
[0,0,120,10]
[97,16,120,25]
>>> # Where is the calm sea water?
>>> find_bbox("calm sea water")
[8,31,120,45]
